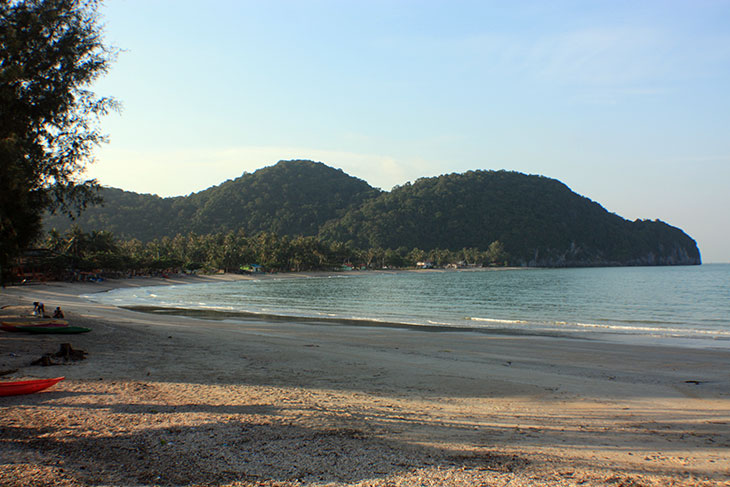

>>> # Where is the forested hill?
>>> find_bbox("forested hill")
[43,160,380,241]
[43,161,701,267]
[319,170,701,266]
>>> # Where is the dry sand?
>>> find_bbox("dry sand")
[1,274,729,486]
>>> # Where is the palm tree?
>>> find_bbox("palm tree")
[46,229,65,253]
[64,226,88,267]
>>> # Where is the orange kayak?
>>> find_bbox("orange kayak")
[0,377,65,396]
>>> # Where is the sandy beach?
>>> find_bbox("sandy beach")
[1,274,729,486]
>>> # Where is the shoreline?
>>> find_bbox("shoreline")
[1,276,729,486]
[118,304,730,354]
[82,270,730,351]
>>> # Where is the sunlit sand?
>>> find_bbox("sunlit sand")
[1,275,728,486]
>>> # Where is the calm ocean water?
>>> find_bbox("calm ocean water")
[87,264,730,349]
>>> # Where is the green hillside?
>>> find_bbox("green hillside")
[42,188,183,241]
[42,161,701,267]
[43,160,380,241]
[319,170,700,266]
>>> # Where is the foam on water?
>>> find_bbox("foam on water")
[86,264,730,349]
[468,317,530,325]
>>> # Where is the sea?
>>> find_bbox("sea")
[85,264,730,349]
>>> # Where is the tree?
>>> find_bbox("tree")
[485,240,507,265]
[63,224,88,262]
[0,0,116,280]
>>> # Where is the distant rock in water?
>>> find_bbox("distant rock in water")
[43,161,701,267]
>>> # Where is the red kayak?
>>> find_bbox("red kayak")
[1,319,68,326]
[1,321,68,332]
[0,377,65,396]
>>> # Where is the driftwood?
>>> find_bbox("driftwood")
[56,343,87,360]
[31,343,88,366]
[31,355,57,367]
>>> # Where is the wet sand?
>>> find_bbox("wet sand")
[1,274,729,486]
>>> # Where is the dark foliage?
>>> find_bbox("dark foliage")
[41,162,701,268]
[0,0,116,276]
[25,227,506,280]
[320,170,701,266]
[43,160,380,240]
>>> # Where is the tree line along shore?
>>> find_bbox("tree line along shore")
[8,226,509,283]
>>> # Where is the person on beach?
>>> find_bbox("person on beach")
[33,302,45,317]
[53,307,64,319]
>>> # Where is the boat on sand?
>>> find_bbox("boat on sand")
[1,319,68,326]
[1,321,70,332]
[21,325,91,334]
[0,377,65,396]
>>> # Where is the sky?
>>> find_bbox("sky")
[86,0,730,262]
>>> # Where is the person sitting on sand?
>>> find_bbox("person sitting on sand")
[53,307,64,319]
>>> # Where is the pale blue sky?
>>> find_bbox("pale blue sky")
[88,1,730,262]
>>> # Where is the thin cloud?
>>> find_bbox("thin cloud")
[88,145,441,196]
[527,26,670,86]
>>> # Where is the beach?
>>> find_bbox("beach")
[1,274,729,487]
